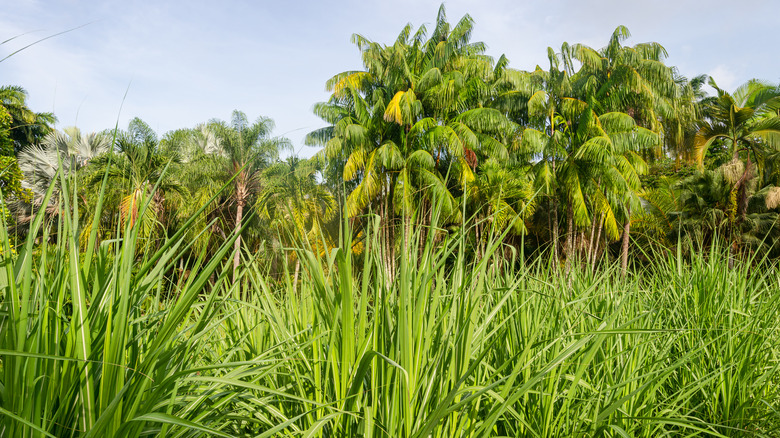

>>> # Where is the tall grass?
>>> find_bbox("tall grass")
[0,170,253,437]
[1,179,779,436]
[224,220,780,437]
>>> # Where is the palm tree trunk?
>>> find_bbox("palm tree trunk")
[381,188,390,281]
[152,189,166,251]
[587,212,601,264]
[233,201,244,284]
[730,138,741,268]
[482,222,488,261]
[233,176,247,284]
[738,154,752,221]
[292,258,300,294]
[475,220,482,259]
[418,199,430,259]
[565,203,574,275]
[547,198,552,247]
[729,240,738,269]
[551,158,559,267]
[621,206,631,277]
[728,152,753,268]
[592,214,604,273]
[385,179,396,284]
[404,213,412,257]
[552,197,560,268]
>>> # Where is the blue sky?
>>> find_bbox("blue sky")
[2,0,778,157]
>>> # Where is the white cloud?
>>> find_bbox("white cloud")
[707,64,739,92]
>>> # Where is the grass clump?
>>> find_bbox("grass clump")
[1,183,779,437]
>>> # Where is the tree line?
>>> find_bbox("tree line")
[3,5,780,276]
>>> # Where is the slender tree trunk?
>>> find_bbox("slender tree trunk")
[728,152,752,268]
[575,231,581,260]
[419,200,430,259]
[729,240,738,269]
[293,258,300,294]
[475,220,482,259]
[621,206,631,277]
[565,203,574,275]
[233,201,244,284]
[552,197,560,268]
[404,213,412,259]
[587,212,600,265]
[566,204,574,257]
[385,179,396,285]
[427,199,434,244]
[738,154,752,221]
[129,188,140,228]
[233,176,247,285]
[729,138,741,269]
[551,157,560,268]
[547,198,553,250]
[152,189,167,251]
[482,222,488,262]
[382,187,391,282]
[390,191,396,284]
[592,214,604,273]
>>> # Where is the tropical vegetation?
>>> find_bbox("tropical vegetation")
[2,5,780,437]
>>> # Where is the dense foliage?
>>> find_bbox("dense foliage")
[4,7,780,271]
[2,5,780,437]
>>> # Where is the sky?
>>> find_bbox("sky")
[2,0,779,158]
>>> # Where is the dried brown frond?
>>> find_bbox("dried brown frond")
[765,186,780,209]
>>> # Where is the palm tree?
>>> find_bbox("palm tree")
[569,26,676,134]
[517,46,578,263]
[16,127,110,221]
[209,111,291,279]
[1,105,28,206]
[566,27,673,273]
[662,74,710,166]
[308,5,517,279]
[0,85,55,153]
[523,88,657,274]
[465,158,536,257]
[669,170,731,248]
[158,125,227,254]
[257,156,336,286]
[82,118,185,247]
[0,86,54,207]
[307,68,401,276]
[585,112,657,274]
[694,78,780,223]
[672,168,779,255]
[343,5,501,222]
